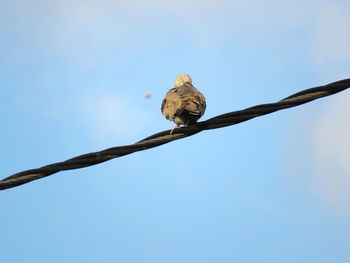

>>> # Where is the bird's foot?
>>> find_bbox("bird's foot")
[170,125,180,134]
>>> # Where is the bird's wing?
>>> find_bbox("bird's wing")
[161,87,182,119]
[161,83,206,121]
[181,85,206,117]
[161,97,167,114]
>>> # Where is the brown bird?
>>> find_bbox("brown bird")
[161,73,206,133]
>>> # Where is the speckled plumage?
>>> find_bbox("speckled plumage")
[161,74,206,132]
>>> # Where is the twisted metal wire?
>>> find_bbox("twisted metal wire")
[1,78,350,190]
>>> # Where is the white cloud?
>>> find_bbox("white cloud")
[2,0,315,60]
[78,92,152,144]
[303,93,350,210]
[309,2,350,78]
[7,0,343,71]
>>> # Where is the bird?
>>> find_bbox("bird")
[161,73,206,133]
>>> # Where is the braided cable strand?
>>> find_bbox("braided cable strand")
[1,78,350,190]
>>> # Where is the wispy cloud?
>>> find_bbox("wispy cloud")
[0,0,318,63]
[309,2,350,78]
[297,93,350,211]
[78,91,153,144]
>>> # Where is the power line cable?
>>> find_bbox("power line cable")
[1,78,350,190]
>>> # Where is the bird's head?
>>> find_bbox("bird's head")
[175,73,192,87]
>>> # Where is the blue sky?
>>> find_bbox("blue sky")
[1,1,350,262]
